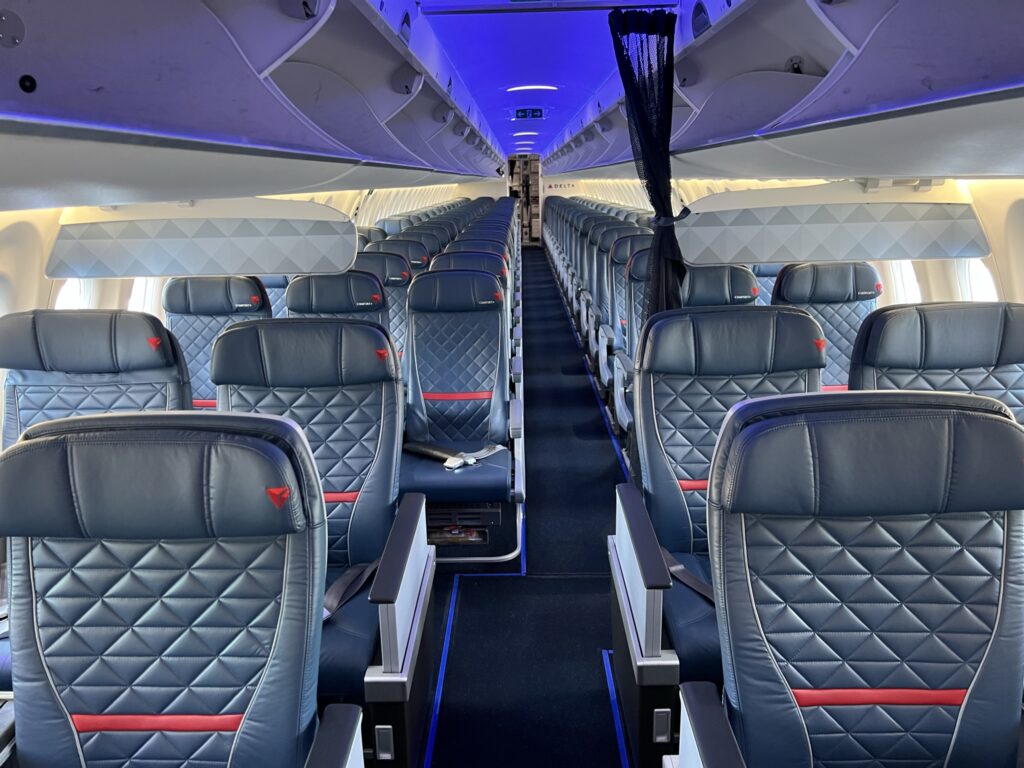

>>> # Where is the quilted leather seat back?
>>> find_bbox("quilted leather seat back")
[212,319,401,570]
[0,310,191,448]
[680,265,759,307]
[162,276,270,405]
[635,306,825,555]
[285,272,388,334]
[0,412,326,768]
[406,270,509,444]
[259,275,290,317]
[710,392,1024,768]
[353,252,413,355]
[750,263,782,306]
[625,249,652,359]
[611,235,653,350]
[366,239,430,270]
[596,227,650,330]
[445,239,508,262]
[850,302,1024,422]
[772,262,882,387]
[431,252,508,286]
[399,230,442,257]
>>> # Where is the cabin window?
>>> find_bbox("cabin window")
[888,260,922,304]
[53,278,90,310]
[128,277,162,316]
[959,259,999,302]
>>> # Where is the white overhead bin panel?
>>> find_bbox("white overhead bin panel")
[48,198,358,278]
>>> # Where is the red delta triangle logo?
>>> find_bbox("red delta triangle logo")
[265,486,291,510]
[146,337,162,350]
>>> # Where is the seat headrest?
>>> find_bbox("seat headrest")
[628,250,650,280]
[365,239,429,267]
[430,253,508,281]
[211,318,399,387]
[353,252,413,287]
[600,226,651,253]
[0,412,324,539]
[681,265,759,307]
[408,270,504,313]
[711,391,1024,518]
[0,310,177,373]
[163,276,268,315]
[773,262,882,304]
[749,263,783,278]
[852,302,1024,371]
[638,307,826,377]
[611,235,653,265]
[285,272,386,314]
[259,275,290,290]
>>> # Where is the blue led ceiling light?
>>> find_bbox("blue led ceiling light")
[506,85,559,92]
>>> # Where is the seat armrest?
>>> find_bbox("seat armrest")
[306,704,365,768]
[512,399,525,502]
[678,682,744,768]
[615,484,670,591]
[612,351,635,433]
[511,354,524,386]
[370,493,434,675]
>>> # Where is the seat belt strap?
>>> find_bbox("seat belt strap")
[322,560,379,622]
[661,547,715,604]
[403,442,503,470]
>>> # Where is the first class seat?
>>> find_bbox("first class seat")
[674,391,1024,768]
[0,412,365,768]
[285,272,389,331]
[353,251,414,357]
[771,262,882,388]
[162,276,271,407]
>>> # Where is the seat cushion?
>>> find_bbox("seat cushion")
[319,579,379,701]
[662,552,721,684]
[400,441,511,503]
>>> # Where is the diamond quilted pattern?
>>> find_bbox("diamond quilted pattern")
[266,285,288,318]
[745,512,1004,767]
[746,513,1003,690]
[803,704,961,768]
[33,538,284,716]
[653,371,811,553]
[14,382,177,432]
[755,275,775,306]
[80,730,235,768]
[167,313,252,401]
[792,301,874,386]
[626,278,647,358]
[873,363,1024,422]
[413,312,500,442]
[611,263,628,347]
[225,384,382,567]
[386,285,409,355]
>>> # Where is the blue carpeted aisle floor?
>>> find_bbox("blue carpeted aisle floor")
[425,247,628,767]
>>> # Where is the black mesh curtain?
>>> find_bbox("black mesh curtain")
[608,9,687,323]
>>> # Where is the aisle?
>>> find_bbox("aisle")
[426,247,628,767]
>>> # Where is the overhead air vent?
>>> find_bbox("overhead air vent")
[390,63,423,95]
[452,119,469,137]
[433,103,455,123]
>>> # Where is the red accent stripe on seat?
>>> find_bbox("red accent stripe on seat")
[821,385,849,392]
[423,391,493,401]
[192,399,217,408]
[324,491,359,503]
[72,714,244,733]
[791,689,967,707]
[679,479,708,491]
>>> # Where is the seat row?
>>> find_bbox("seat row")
[542,196,884,432]
[606,295,1024,766]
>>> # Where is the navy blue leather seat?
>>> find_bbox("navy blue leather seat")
[680,264,759,307]
[635,306,825,681]
[749,262,782,305]
[353,252,413,356]
[162,276,270,407]
[366,238,430,271]
[401,270,512,503]
[260,275,290,317]
[212,319,402,700]
[0,412,327,768]
[285,272,388,333]
[850,301,1024,421]
[705,391,1024,767]
[0,309,191,449]
[772,262,882,388]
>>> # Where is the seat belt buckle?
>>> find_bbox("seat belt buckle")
[443,455,472,470]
